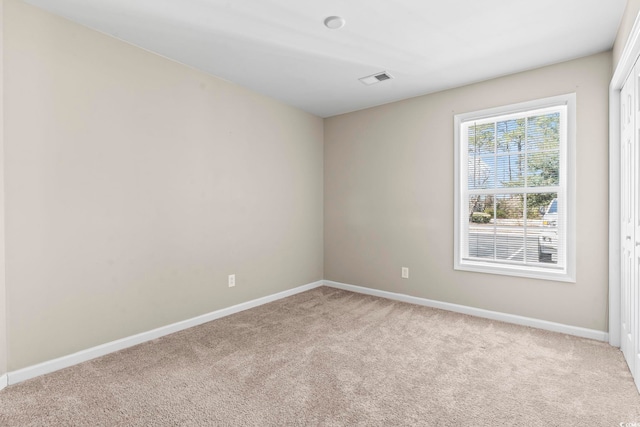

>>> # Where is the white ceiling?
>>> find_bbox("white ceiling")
[23,0,627,118]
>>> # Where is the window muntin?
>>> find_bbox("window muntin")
[454,95,575,282]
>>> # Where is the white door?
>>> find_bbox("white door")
[634,61,640,388]
[621,64,636,380]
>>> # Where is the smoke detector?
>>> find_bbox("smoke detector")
[324,16,345,30]
[359,72,394,85]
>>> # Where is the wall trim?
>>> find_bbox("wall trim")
[7,280,323,386]
[609,10,640,348]
[324,280,609,342]
[5,278,610,386]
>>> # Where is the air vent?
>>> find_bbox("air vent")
[359,71,394,86]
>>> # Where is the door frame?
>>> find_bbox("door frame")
[610,13,640,348]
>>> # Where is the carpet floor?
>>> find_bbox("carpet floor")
[0,286,639,426]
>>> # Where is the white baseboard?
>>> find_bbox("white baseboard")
[7,280,324,386]
[324,280,609,342]
[6,279,608,387]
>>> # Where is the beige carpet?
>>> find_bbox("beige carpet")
[0,286,639,426]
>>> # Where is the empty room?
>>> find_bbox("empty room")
[1,0,640,425]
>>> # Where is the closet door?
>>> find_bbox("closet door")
[621,65,636,380]
[634,61,640,387]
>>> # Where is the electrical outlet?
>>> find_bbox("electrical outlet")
[228,274,236,287]
[401,267,409,279]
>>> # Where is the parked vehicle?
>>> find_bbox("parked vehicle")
[538,198,557,263]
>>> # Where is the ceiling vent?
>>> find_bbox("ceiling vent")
[359,71,394,86]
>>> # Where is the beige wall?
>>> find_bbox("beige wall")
[0,0,617,373]
[0,0,6,378]
[4,0,323,370]
[324,52,612,331]
[614,0,640,69]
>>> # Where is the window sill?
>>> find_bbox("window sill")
[455,260,575,283]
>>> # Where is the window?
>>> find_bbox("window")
[454,94,575,282]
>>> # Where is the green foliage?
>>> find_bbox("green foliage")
[468,123,495,155]
[527,193,556,215]
[484,208,507,219]
[527,209,541,219]
[470,212,491,223]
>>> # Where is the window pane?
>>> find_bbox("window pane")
[496,118,525,154]
[496,154,524,188]
[468,195,494,260]
[526,193,558,265]
[527,150,559,187]
[494,194,524,261]
[468,123,495,156]
[468,194,493,220]
[527,113,560,151]
[468,231,495,260]
[495,194,524,221]
[468,156,495,189]
[496,232,525,261]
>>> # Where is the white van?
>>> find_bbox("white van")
[538,198,557,263]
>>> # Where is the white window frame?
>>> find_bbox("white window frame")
[454,94,576,282]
